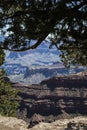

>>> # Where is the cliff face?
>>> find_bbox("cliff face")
[12,72,87,120]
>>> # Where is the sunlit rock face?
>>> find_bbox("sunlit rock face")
[29,116,87,130]
[0,115,87,130]
[0,115,29,130]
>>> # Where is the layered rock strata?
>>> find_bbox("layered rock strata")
[12,73,87,121]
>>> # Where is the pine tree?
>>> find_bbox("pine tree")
[0,69,19,116]
[0,51,19,116]
[0,70,18,116]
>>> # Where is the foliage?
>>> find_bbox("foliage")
[0,34,19,117]
[0,0,87,66]
[0,69,19,116]
[0,6,19,116]
[0,50,5,66]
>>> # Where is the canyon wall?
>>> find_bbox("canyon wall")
[12,73,87,121]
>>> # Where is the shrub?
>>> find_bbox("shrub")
[0,69,19,116]
[0,50,5,66]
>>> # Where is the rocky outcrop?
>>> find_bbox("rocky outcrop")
[29,116,87,130]
[12,72,87,123]
[29,114,45,128]
[0,115,29,130]
[0,116,87,130]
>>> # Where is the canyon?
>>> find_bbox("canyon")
[11,71,87,127]
[1,71,87,130]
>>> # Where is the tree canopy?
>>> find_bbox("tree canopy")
[0,0,87,66]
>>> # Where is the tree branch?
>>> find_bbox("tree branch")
[73,0,87,10]
[0,34,48,52]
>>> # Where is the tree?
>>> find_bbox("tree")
[0,50,5,66]
[0,50,19,116]
[0,0,87,66]
[0,70,19,116]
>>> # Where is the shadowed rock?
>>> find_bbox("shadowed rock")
[12,72,87,122]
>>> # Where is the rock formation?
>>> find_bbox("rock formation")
[29,116,87,130]
[29,113,45,128]
[12,72,87,124]
[0,72,87,129]
[0,115,29,130]
[0,115,87,130]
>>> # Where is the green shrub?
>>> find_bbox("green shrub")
[0,50,5,66]
[0,69,19,116]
